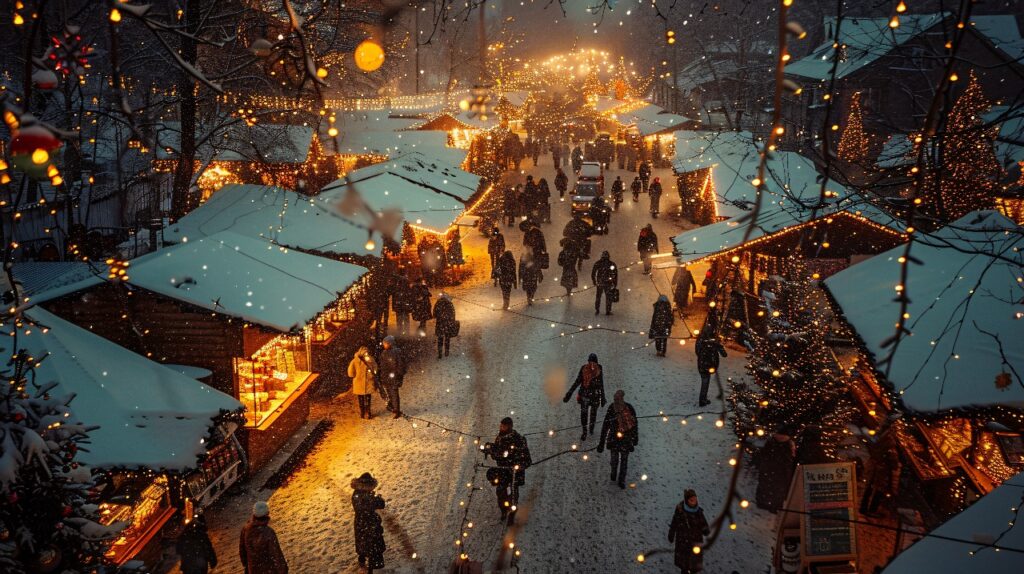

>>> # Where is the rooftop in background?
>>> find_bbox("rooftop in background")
[155,122,317,164]
[339,151,481,201]
[824,210,1024,413]
[11,306,241,471]
[161,184,382,256]
[881,470,1024,573]
[616,103,692,136]
[319,171,466,234]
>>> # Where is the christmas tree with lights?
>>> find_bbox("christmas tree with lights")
[730,261,855,460]
[935,71,1002,221]
[838,92,868,163]
[0,348,124,573]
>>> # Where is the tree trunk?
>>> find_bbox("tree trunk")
[171,0,201,220]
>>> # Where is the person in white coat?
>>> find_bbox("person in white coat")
[347,346,378,419]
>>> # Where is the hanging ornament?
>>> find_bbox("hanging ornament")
[32,69,59,91]
[9,125,63,180]
[44,26,94,78]
[995,372,1012,390]
[354,39,385,72]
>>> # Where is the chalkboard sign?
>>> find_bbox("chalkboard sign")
[801,463,857,559]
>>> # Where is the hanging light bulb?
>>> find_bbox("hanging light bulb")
[364,234,377,252]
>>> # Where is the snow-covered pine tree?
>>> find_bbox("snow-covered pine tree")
[0,346,124,573]
[730,261,855,460]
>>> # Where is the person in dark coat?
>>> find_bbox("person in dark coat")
[487,228,506,286]
[537,177,552,222]
[496,250,518,310]
[649,176,663,217]
[631,175,643,201]
[366,270,391,341]
[637,224,659,274]
[410,279,432,331]
[571,145,584,173]
[562,214,593,268]
[391,276,412,335]
[378,335,406,418]
[672,267,698,311]
[668,490,710,574]
[557,246,578,297]
[351,472,386,572]
[433,293,457,358]
[554,167,569,200]
[563,353,606,440]
[418,236,446,287]
[239,501,288,574]
[502,187,517,227]
[610,175,624,208]
[589,196,610,235]
[531,139,541,166]
[755,427,797,513]
[650,295,674,356]
[523,224,547,258]
[597,389,639,489]
[519,250,542,305]
[551,143,562,168]
[694,328,727,406]
[177,514,217,574]
[591,251,618,315]
[483,417,532,525]
[639,161,652,191]
[447,227,464,266]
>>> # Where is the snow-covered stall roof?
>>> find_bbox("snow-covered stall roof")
[876,134,916,169]
[500,91,531,108]
[593,97,630,114]
[675,59,741,93]
[619,103,692,136]
[161,184,382,256]
[320,172,465,233]
[824,211,1024,413]
[122,232,367,332]
[339,151,480,201]
[12,262,108,302]
[786,14,947,80]
[12,306,241,471]
[156,122,315,164]
[673,130,758,173]
[971,15,1023,59]
[334,111,422,133]
[332,129,468,167]
[881,470,1024,573]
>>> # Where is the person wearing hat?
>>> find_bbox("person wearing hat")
[596,390,639,489]
[591,251,619,315]
[649,294,675,356]
[347,346,378,419]
[176,513,217,574]
[482,417,532,525]
[351,472,387,571]
[433,293,458,359]
[637,224,659,275]
[487,228,506,286]
[563,354,607,441]
[378,336,406,418]
[668,489,710,573]
[239,501,288,574]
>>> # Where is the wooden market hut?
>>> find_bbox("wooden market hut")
[11,306,243,566]
[823,210,1024,519]
[33,232,368,471]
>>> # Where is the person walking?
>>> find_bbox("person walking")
[239,501,288,574]
[591,251,618,316]
[351,472,387,572]
[650,295,674,357]
[557,244,578,297]
[487,228,505,287]
[367,272,391,341]
[433,293,458,358]
[391,276,412,336]
[483,417,532,525]
[631,175,642,202]
[561,141,570,168]
[639,160,652,192]
[537,177,552,222]
[410,279,432,332]
[610,175,624,209]
[523,223,547,259]
[571,144,584,174]
[672,267,698,312]
[502,186,517,227]
[531,139,540,167]
[378,336,406,418]
[496,250,518,310]
[176,514,217,574]
[554,167,568,200]
[596,390,639,489]
[563,353,606,441]
[668,490,711,574]
[551,141,562,168]
[695,328,727,406]
[755,426,797,513]
[649,176,663,217]
[519,250,542,305]
[347,346,379,419]
[637,224,659,274]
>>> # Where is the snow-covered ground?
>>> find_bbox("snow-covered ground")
[199,154,777,573]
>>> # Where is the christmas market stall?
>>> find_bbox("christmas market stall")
[36,232,368,471]
[823,211,1024,518]
[671,130,766,225]
[413,111,499,154]
[612,103,693,167]
[12,306,243,566]
[881,470,1024,573]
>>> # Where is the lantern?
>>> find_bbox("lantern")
[354,39,385,72]
[10,125,63,180]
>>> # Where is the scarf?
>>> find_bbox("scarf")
[581,363,600,389]
[684,503,700,513]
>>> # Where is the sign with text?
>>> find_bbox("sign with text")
[801,463,857,559]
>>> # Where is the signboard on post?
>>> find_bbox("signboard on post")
[774,462,859,572]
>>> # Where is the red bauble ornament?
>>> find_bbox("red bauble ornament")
[9,125,62,179]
